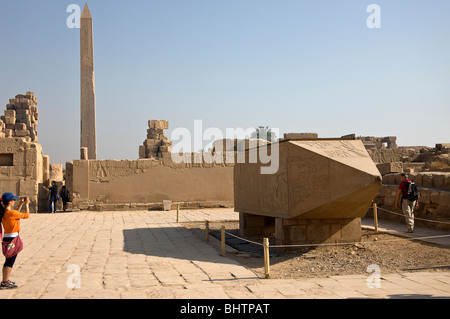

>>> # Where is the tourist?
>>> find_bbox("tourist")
[395,173,417,233]
[43,181,58,213]
[0,193,30,289]
[60,186,70,212]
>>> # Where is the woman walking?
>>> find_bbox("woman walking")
[0,193,30,289]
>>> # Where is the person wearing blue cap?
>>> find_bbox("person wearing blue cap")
[0,192,30,289]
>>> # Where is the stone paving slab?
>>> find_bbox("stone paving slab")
[0,209,448,299]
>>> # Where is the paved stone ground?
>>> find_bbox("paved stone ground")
[0,209,449,299]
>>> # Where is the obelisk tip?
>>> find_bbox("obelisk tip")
[81,3,92,19]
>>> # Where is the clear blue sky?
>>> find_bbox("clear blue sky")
[1,0,449,165]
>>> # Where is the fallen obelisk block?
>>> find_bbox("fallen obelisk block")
[234,138,382,245]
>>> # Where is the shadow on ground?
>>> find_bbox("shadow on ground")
[122,227,243,266]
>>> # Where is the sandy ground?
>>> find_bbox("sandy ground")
[184,221,450,280]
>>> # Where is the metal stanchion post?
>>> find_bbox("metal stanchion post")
[177,204,180,223]
[373,202,379,232]
[263,238,270,279]
[205,221,210,242]
[221,226,226,256]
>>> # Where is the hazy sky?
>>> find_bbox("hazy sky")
[1,0,449,165]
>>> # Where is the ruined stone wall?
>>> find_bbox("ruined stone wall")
[66,152,235,211]
[341,134,397,150]
[0,138,47,213]
[66,118,237,211]
[0,93,52,213]
[366,143,450,172]
[0,92,39,142]
[139,120,172,159]
[366,147,421,164]
[370,172,450,230]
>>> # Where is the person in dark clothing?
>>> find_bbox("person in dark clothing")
[60,186,70,212]
[43,181,58,213]
[395,173,418,233]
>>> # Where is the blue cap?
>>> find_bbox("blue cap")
[1,193,20,203]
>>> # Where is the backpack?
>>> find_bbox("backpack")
[405,181,420,201]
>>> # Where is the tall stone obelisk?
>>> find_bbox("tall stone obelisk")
[80,3,97,160]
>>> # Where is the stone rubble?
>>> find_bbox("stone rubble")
[139,120,172,159]
[0,92,39,142]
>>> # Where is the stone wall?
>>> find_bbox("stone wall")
[212,138,270,152]
[342,134,397,149]
[366,148,421,164]
[366,143,450,171]
[66,152,235,211]
[0,137,47,213]
[66,118,238,211]
[370,172,450,230]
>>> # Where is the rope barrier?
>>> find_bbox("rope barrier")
[206,215,450,252]
[221,227,450,249]
[220,225,450,280]
[178,206,449,279]
[270,234,450,249]
[201,207,450,279]
[375,206,450,225]
[224,230,264,247]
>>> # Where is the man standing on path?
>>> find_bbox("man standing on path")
[395,173,418,233]
[43,181,58,214]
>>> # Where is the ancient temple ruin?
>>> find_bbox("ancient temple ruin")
[0,90,448,234]
[342,134,398,149]
[66,119,235,211]
[139,120,172,159]
[0,92,51,213]
[0,92,39,142]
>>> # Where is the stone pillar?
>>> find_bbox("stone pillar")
[81,147,88,160]
[80,3,97,160]
[42,155,50,183]
[49,164,64,182]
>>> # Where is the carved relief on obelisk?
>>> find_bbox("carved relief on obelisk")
[80,3,97,160]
